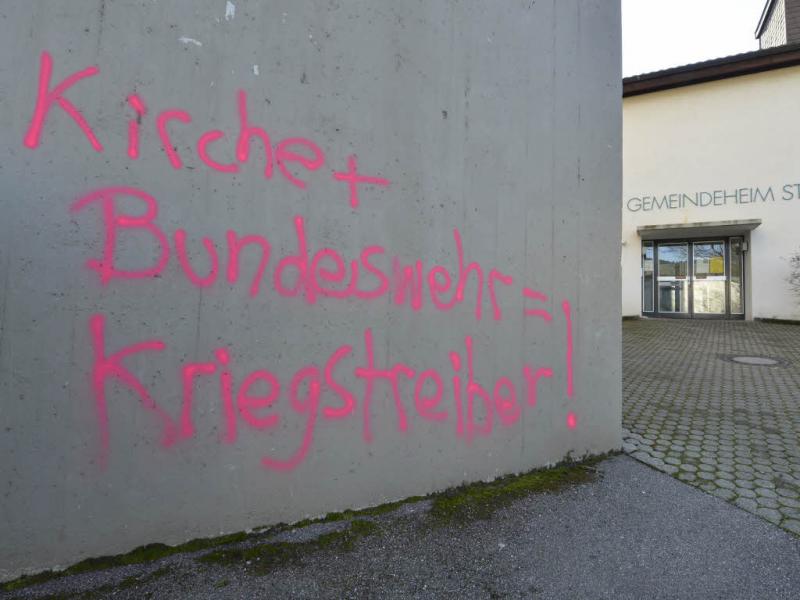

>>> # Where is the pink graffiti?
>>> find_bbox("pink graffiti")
[493,377,521,427]
[88,315,570,471]
[414,369,448,422]
[197,130,240,173]
[174,230,219,288]
[562,299,576,429]
[332,154,391,208]
[88,314,172,469]
[127,94,146,159]
[24,51,103,151]
[275,138,326,189]
[260,367,321,471]
[323,345,357,420]
[523,288,553,322]
[24,53,392,208]
[236,89,274,178]
[180,360,217,439]
[522,365,554,407]
[71,187,518,323]
[225,231,271,297]
[156,109,192,169]
[355,328,415,443]
[71,187,170,285]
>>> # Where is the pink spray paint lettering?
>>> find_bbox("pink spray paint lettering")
[332,154,391,208]
[87,315,568,471]
[21,51,584,474]
[23,52,391,207]
[24,51,103,152]
[70,187,527,324]
[71,187,170,285]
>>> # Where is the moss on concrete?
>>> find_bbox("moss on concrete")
[291,495,428,529]
[198,519,379,575]
[429,456,603,523]
[7,566,173,600]
[2,531,244,591]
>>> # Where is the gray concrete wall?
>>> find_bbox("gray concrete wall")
[0,0,621,580]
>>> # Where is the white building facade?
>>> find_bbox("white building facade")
[622,45,800,321]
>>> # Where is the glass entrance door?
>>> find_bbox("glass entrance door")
[642,237,745,319]
[692,241,726,315]
[657,243,689,314]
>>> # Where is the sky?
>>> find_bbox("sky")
[623,0,768,76]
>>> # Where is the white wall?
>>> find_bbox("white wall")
[622,65,800,320]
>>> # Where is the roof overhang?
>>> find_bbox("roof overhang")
[623,43,800,97]
[637,219,762,240]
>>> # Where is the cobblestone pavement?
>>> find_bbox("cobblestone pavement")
[623,318,800,535]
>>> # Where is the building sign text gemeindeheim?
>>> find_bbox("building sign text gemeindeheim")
[626,183,800,212]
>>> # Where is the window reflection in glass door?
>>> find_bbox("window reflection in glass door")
[657,243,689,313]
[730,238,744,314]
[692,241,726,314]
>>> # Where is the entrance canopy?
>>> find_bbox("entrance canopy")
[637,219,761,240]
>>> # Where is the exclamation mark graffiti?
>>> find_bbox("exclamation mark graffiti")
[562,300,577,430]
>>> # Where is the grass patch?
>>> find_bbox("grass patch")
[429,456,602,523]
[198,519,379,575]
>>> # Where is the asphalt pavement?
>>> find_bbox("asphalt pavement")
[4,454,800,599]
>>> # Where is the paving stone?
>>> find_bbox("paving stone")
[710,488,736,502]
[783,519,800,535]
[735,497,758,512]
[715,479,735,490]
[777,496,800,509]
[754,464,774,475]
[622,443,637,454]
[780,506,800,521]
[756,487,778,499]
[757,497,780,509]
[756,508,783,525]
[622,320,800,532]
